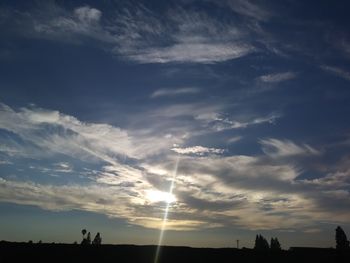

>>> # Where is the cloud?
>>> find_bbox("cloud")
[211,113,281,131]
[31,5,118,45]
[151,87,200,98]
[111,5,255,63]
[149,103,223,120]
[320,65,350,81]
[150,154,350,229]
[258,72,297,83]
[1,102,349,231]
[225,0,272,21]
[0,103,136,162]
[171,145,225,155]
[260,138,320,158]
[227,136,242,144]
[0,178,171,229]
[0,102,188,165]
[74,6,101,24]
[126,43,253,64]
[0,101,278,164]
[53,162,73,173]
[3,3,255,64]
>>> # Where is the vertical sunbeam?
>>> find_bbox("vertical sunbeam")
[154,156,180,263]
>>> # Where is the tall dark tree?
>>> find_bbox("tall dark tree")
[254,234,269,250]
[270,237,281,250]
[92,232,102,245]
[81,229,88,245]
[86,232,91,245]
[254,235,259,249]
[336,226,349,250]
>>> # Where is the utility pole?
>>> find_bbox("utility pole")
[236,239,239,249]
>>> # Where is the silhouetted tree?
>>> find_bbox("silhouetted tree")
[86,232,91,245]
[82,229,87,238]
[270,237,281,250]
[254,234,269,250]
[92,232,102,245]
[37,240,42,244]
[336,226,349,250]
[81,229,88,245]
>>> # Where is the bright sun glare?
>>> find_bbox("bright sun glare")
[146,190,176,204]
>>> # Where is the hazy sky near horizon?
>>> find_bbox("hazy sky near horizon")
[1,0,350,248]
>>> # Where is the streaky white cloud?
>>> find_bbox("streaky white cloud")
[149,102,223,120]
[120,6,255,63]
[117,7,255,63]
[320,65,350,81]
[151,87,200,98]
[127,42,253,64]
[259,72,297,83]
[226,0,272,21]
[11,2,255,64]
[171,145,225,155]
[53,162,73,173]
[0,102,190,166]
[227,136,242,144]
[212,113,280,131]
[260,138,320,158]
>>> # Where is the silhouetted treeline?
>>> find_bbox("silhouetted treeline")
[1,226,349,262]
[0,242,349,263]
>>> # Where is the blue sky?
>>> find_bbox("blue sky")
[1,0,350,248]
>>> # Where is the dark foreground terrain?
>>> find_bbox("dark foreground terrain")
[1,241,349,263]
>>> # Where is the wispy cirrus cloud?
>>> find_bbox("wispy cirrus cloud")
[211,113,281,131]
[151,87,200,98]
[111,5,254,63]
[1,2,255,64]
[260,138,320,158]
[225,0,272,21]
[126,43,253,64]
[258,72,297,83]
[320,65,350,81]
[227,136,242,144]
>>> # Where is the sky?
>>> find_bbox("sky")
[1,0,350,249]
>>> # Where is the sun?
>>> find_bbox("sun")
[146,190,176,204]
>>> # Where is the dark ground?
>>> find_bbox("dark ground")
[0,241,349,263]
